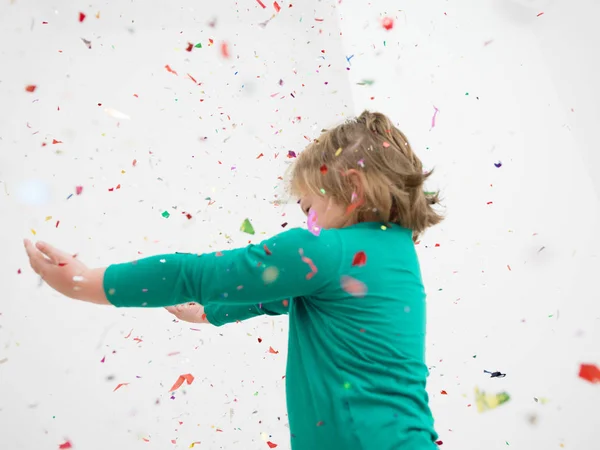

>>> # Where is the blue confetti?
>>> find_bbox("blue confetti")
[494,161,502,168]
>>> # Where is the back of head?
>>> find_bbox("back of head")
[290,110,443,240]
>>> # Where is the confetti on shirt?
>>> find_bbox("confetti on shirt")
[307,209,321,237]
[352,251,367,267]
[240,218,255,235]
[341,276,367,298]
[578,363,600,384]
[169,373,195,392]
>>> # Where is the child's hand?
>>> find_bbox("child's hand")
[165,303,210,324]
[24,239,91,300]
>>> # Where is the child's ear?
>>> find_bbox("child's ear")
[345,169,366,198]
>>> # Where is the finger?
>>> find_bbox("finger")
[165,306,177,314]
[24,239,49,275]
[35,241,72,265]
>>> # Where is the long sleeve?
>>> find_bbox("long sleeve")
[204,300,289,327]
[103,227,342,308]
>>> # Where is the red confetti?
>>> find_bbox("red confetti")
[79,12,86,22]
[341,276,367,298]
[258,337,263,343]
[537,12,544,17]
[257,153,264,159]
[59,441,73,449]
[124,329,133,339]
[75,186,83,195]
[186,42,194,52]
[579,363,600,384]
[17,269,22,274]
[25,85,37,93]
[256,0,266,7]
[441,390,448,395]
[269,346,279,354]
[352,251,367,267]
[55,220,60,228]
[165,65,178,75]
[320,164,328,174]
[435,440,444,446]
[273,1,281,12]
[52,139,63,144]
[382,17,394,30]
[169,373,195,392]
[267,442,278,449]
[282,299,289,307]
[113,383,129,392]
[263,244,272,256]
[220,42,230,58]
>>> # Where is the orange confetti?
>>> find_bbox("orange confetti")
[441,390,448,395]
[52,139,63,144]
[299,249,318,280]
[25,85,37,93]
[165,65,178,75]
[579,363,600,383]
[269,346,279,354]
[169,373,195,392]
[113,383,129,392]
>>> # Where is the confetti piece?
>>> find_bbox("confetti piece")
[357,79,375,86]
[169,374,195,392]
[307,209,321,237]
[430,106,440,130]
[287,150,297,158]
[299,249,318,280]
[240,218,255,235]
[579,363,600,384]
[79,12,86,22]
[474,387,510,413]
[383,141,390,148]
[266,442,278,449]
[59,441,73,449]
[269,346,279,354]
[494,161,502,168]
[165,65,178,75]
[104,108,130,120]
[256,0,267,7]
[189,442,202,448]
[341,276,367,298]
[186,42,194,52]
[75,186,83,195]
[25,85,37,93]
[484,370,507,378]
[320,164,328,174]
[81,38,92,49]
[382,17,394,30]
[220,42,230,58]
[113,383,129,392]
[162,211,170,219]
[273,1,281,12]
[262,266,279,284]
[335,147,343,156]
[435,440,443,446]
[537,12,544,17]
[352,251,366,267]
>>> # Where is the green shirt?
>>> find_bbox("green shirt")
[103,222,438,449]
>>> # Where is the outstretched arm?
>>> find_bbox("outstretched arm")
[24,228,341,309]
[204,300,289,326]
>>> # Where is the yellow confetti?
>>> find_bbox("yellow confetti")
[45,216,52,221]
[475,387,510,413]
[380,225,387,231]
[335,147,343,156]
[262,266,279,284]
[31,229,36,235]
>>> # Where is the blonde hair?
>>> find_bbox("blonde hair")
[289,110,443,241]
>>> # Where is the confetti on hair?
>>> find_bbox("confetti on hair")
[579,363,600,384]
[165,64,178,75]
[169,373,195,392]
[382,17,394,30]
[240,218,255,235]
[474,387,510,413]
[299,249,318,280]
[59,441,73,449]
[335,147,343,156]
[352,251,367,267]
[307,209,321,236]
[383,141,390,148]
[113,383,129,392]
[25,84,37,92]
[341,276,367,297]
[430,106,440,130]
[320,164,328,174]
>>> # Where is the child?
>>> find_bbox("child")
[24,110,443,450]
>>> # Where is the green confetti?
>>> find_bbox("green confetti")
[357,79,375,86]
[195,43,202,48]
[343,382,352,389]
[240,218,255,235]
[162,211,170,218]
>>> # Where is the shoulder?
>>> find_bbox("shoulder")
[266,227,343,256]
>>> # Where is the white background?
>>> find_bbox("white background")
[1,0,599,449]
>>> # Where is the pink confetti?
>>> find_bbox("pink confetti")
[341,276,367,298]
[430,106,439,130]
[307,209,321,236]
[256,0,266,8]
[299,249,318,280]
[59,441,73,449]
